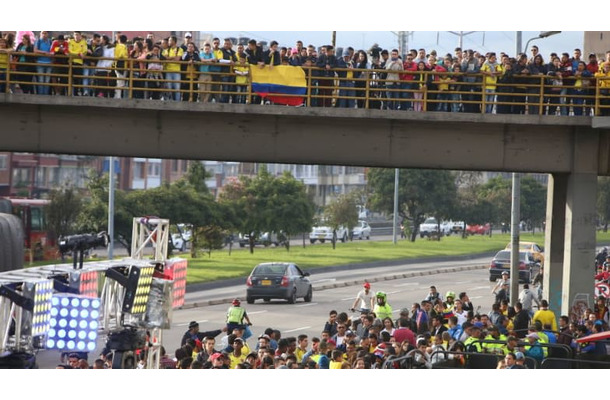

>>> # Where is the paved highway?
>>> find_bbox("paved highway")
[34,254,503,368]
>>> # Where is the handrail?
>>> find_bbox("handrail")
[1,50,610,116]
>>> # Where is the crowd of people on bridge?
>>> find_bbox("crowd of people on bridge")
[56,274,610,369]
[2,31,610,115]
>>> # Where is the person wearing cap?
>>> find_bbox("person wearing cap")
[226,298,252,334]
[180,32,197,52]
[208,352,228,369]
[523,332,544,363]
[351,282,375,313]
[463,324,483,352]
[181,321,224,346]
[336,48,356,108]
[492,271,511,297]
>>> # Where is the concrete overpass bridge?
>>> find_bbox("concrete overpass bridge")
[2,93,610,316]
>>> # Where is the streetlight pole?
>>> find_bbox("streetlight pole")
[393,168,399,244]
[510,173,521,306]
[108,156,115,260]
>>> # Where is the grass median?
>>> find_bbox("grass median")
[183,231,610,285]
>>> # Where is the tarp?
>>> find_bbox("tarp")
[250,65,306,106]
[575,330,610,343]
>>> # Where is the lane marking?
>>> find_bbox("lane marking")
[470,296,483,300]
[394,282,419,287]
[248,310,268,315]
[295,303,318,308]
[313,279,337,283]
[468,286,490,291]
[283,326,311,333]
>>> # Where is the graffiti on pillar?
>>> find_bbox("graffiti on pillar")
[569,293,590,323]
[595,282,610,298]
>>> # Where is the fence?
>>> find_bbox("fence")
[2,51,610,116]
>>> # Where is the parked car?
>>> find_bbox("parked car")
[352,220,371,240]
[489,250,540,283]
[310,225,348,244]
[238,231,286,248]
[505,241,545,265]
[466,223,491,235]
[419,217,451,238]
[246,262,312,304]
[171,223,192,251]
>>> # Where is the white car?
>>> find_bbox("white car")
[352,220,371,240]
[419,217,451,238]
[310,225,348,244]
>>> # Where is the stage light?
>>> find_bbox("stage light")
[45,294,101,353]
[105,264,155,315]
[25,279,54,337]
[154,259,188,308]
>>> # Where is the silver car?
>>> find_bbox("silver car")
[246,262,312,304]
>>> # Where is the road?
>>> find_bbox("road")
[33,254,503,368]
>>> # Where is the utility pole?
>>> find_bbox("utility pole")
[516,31,522,55]
[393,168,399,244]
[332,31,336,49]
[448,31,476,49]
[108,156,115,260]
[510,173,521,305]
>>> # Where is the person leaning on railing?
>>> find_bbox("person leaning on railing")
[0,37,9,93]
[13,33,35,94]
[595,61,610,116]
[145,44,165,100]
[95,35,114,98]
[571,61,593,116]
[50,35,69,96]
[33,31,53,95]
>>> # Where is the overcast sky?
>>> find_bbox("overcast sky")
[204,31,583,59]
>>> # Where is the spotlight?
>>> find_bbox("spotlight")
[0,279,54,338]
[154,259,187,308]
[105,264,155,315]
[46,294,101,353]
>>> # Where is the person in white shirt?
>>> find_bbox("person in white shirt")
[351,282,375,313]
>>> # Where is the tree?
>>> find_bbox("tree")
[520,176,546,233]
[324,192,359,248]
[46,184,83,241]
[218,168,314,253]
[477,175,512,226]
[367,168,457,242]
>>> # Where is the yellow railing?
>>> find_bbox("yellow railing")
[2,51,610,116]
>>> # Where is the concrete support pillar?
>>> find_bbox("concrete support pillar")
[561,127,599,319]
[543,173,567,312]
[562,172,598,318]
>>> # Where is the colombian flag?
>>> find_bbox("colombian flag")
[250,65,306,106]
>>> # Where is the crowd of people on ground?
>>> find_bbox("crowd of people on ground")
[2,31,610,115]
[56,271,610,369]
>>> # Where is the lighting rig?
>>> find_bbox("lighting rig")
[0,217,187,369]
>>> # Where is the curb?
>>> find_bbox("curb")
[179,264,488,310]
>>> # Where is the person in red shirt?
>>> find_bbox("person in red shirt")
[50,34,69,95]
[393,316,416,348]
[400,52,418,110]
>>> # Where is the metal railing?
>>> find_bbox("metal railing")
[2,51,610,116]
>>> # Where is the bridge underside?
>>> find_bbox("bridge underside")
[2,94,610,315]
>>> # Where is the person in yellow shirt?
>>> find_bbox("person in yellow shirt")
[0,37,10,94]
[162,35,184,101]
[329,349,344,369]
[68,31,88,96]
[233,53,249,104]
[480,52,503,113]
[113,34,129,99]
[595,61,610,115]
[532,300,558,332]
